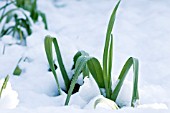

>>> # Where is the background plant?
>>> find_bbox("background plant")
[0,8,32,45]
[15,0,48,29]
[0,0,48,45]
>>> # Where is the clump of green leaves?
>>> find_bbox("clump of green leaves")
[44,36,70,94]
[15,0,48,29]
[0,8,32,45]
[0,75,9,98]
[44,0,139,107]
[0,0,48,45]
[64,0,139,107]
[44,36,85,95]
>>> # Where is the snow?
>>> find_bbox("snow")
[0,0,170,112]
[0,79,19,109]
[78,77,100,104]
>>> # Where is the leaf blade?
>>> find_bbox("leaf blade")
[52,37,70,91]
[0,75,9,98]
[13,65,22,76]
[111,57,139,107]
[108,34,113,96]
[65,56,90,105]
[44,36,61,94]
[102,0,121,98]
[87,57,104,88]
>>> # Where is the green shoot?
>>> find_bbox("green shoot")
[103,0,120,98]
[65,56,91,105]
[66,0,139,107]
[111,57,139,107]
[44,36,91,104]
[44,36,61,94]
[72,51,89,78]
[87,58,104,89]
[44,0,139,107]
[0,75,9,98]
[13,57,23,76]
[52,37,70,91]
[13,66,22,76]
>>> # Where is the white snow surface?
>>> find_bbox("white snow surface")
[0,0,170,112]
[0,78,19,109]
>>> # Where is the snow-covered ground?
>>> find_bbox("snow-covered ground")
[0,0,170,112]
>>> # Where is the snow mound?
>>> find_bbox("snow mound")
[0,78,19,109]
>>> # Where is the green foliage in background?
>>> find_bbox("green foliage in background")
[15,0,48,29]
[0,0,48,45]
[0,8,32,45]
